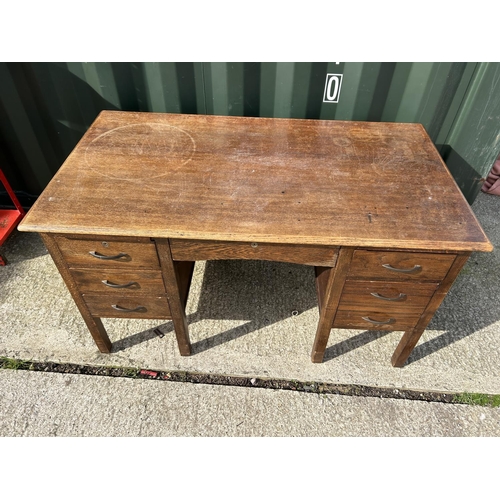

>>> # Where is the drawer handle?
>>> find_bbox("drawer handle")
[362,316,395,325]
[370,292,407,301]
[382,263,422,274]
[89,251,129,260]
[102,280,139,289]
[111,304,147,313]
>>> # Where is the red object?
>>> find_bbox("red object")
[0,169,25,264]
[482,158,500,196]
[139,369,158,377]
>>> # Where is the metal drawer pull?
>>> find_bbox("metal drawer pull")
[382,263,422,274]
[362,316,395,325]
[102,280,138,289]
[370,292,406,301]
[111,304,146,313]
[89,251,129,260]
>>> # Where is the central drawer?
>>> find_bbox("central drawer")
[170,239,339,267]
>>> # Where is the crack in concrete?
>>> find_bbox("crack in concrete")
[2,356,498,407]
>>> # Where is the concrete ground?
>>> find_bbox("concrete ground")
[1,192,499,436]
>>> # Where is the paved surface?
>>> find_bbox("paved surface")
[1,192,499,436]
[1,369,499,436]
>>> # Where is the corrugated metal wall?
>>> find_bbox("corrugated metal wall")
[1,62,499,204]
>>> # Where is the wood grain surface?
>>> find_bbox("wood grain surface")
[19,111,492,252]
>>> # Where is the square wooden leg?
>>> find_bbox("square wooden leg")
[391,327,424,367]
[311,248,354,363]
[155,239,192,356]
[80,316,112,353]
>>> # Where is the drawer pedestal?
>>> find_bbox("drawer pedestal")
[41,233,194,355]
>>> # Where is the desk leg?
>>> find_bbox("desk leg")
[391,253,470,367]
[311,247,354,363]
[40,233,112,353]
[391,327,424,367]
[155,239,192,356]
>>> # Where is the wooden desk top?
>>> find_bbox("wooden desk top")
[19,111,492,252]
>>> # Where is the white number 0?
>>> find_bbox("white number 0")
[326,76,339,101]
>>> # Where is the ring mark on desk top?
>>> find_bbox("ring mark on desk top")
[84,123,196,181]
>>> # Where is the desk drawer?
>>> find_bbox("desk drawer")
[70,269,165,295]
[338,281,438,314]
[347,250,455,281]
[333,310,421,331]
[83,294,171,319]
[170,239,339,267]
[55,236,160,269]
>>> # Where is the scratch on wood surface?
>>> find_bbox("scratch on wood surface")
[350,143,362,164]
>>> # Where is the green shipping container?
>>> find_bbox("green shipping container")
[1,62,499,205]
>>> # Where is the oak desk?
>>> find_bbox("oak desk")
[18,111,493,367]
